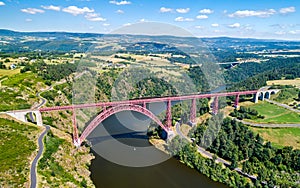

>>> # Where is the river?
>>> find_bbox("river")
[87,108,227,188]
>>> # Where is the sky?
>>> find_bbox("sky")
[0,0,300,40]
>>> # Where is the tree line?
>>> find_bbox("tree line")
[21,60,78,85]
[189,116,300,187]
[230,106,264,120]
[168,135,254,187]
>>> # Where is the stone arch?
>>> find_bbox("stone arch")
[264,92,270,99]
[25,112,36,123]
[259,92,264,100]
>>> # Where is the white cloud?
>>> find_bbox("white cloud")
[86,17,106,21]
[289,30,300,34]
[279,6,296,14]
[196,15,208,19]
[85,13,106,21]
[116,9,124,14]
[21,8,45,14]
[174,17,194,22]
[195,25,204,29]
[242,24,253,31]
[270,24,285,29]
[123,23,132,26]
[62,6,94,16]
[41,5,60,11]
[228,9,276,18]
[228,23,241,28]
[139,18,146,22]
[0,1,5,6]
[109,0,131,5]
[275,31,286,35]
[199,8,213,14]
[25,18,32,22]
[176,8,190,14]
[211,23,219,27]
[270,24,299,29]
[103,23,110,26]
[160,7,173,13]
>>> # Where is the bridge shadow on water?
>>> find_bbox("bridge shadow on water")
[86,101,185,148]
[88,131,149,146]
[86,109,157,147]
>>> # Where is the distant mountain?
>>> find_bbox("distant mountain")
[0,29,288,41]
[0,29,299,53]
[0,29,104,38]
[0,29,20,36]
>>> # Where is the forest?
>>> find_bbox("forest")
[168,136,254,188]
[225,57,300,83]
[189,115,300,187]
[226,57,300,91]
[21,60,78,84]
[229,106,264,120]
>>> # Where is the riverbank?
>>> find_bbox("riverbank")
[148,138,169,154]
[148,118,258,187]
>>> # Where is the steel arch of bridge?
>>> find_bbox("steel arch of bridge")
[76,104,168,146]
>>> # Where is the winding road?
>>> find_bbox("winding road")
[175,122,230,165]
[29,84,53,188]
[234,118,300,128]
[265,99,300,113]
[29,72,87,187]
[35,91,47,109]
[30,125,50,188]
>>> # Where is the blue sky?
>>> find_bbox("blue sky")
[0,0,299,39]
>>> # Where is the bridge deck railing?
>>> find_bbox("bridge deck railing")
[39,90,258,112]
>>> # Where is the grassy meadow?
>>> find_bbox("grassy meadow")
[250,127,300,149]
[244,102,300,124]
[0,117,40,187]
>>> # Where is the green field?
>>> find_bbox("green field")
[0,72,44,111]
[245,101,300,124]
[0,68,20,77]
[0,117,40,187]
[250,127,300,149]
[2,72,44,88]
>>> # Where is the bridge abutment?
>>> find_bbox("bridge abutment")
[6,110,43,126]
[6,111,28,123]
[166,130,175,142]
[254,93,259,103]
[33,110,43,126]
[74,138,81,148]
